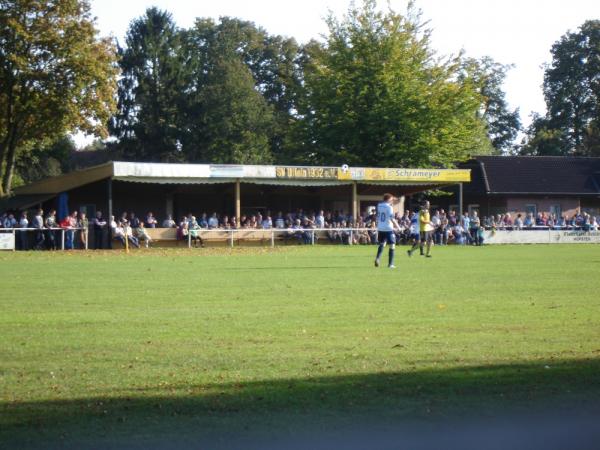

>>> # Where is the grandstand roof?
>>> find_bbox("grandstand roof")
[13,161,471,195]
[461,156,600,196]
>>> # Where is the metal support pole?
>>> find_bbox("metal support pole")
[188,230,191,248]
[61,229,65,250]
[349,229,353,246]
[12,229,16,252]
[352,182,358,223]
[107,177,113,250]
[271,229,275,247]
[311,230,315,245]
[230,230,234,248]
[235,179,241,225]
[459,183,464,218]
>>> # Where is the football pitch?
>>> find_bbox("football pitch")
[1,244,600,449]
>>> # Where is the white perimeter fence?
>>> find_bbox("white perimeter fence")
[484,229,600,244]
[2,227,600,250]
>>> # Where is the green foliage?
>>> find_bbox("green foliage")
[525,20,600,156]
[111,8,187,162]
[295,0,491,167]
[196,57,274,164]
[0,0,118,196]
[113,13,301,164]
[1,245,600,446]
[460,57,521,154]
[14,135,77,184]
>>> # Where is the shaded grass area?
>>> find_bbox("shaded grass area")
[1,245,600,447]
[3,359,600,449]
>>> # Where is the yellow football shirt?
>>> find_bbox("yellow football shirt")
[419,210,431,232]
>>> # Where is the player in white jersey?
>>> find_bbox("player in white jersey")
[374,193,401,268]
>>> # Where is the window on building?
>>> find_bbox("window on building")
[549,204,561,219]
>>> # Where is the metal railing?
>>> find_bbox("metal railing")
[0,227,87,251]
[185,227,377,248]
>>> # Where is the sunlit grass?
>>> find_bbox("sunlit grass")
[1,244,600,447]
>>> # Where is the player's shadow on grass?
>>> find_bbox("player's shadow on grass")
[3,358,600,449]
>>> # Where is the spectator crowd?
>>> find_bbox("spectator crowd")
[2,206,599,250]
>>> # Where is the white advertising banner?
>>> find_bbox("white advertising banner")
[484,229,600,244]
[0,232,15,250]
[550,230,600,244]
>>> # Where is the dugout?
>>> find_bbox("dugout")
[5,162,471,247]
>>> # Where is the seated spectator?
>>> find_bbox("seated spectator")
[112,221,127,247]
[514,213,524,230]
[162,214,176,228]
[136,222,153,248]
[199,213,208,228]
[208,213,219,229]
[523,213,534,228]
[188,217,204,248]
[274,212,285,229]
[124,222,140,248]
[262,215,273,229]
[177,217,189,241]
[145,212,157,228]
[453,224,466,245]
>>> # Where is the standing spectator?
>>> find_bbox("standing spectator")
[469,211,480,244]
[129,212,140,229]
[78,212,89,249]
[3,212,17,229]
[524,213,534,228]
[18,211,29,250]
[92,211,107,249]
[61,211,77,250]
[32,208,45,250]
[45,209,58,250]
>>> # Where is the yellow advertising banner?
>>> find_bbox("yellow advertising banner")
[275,165,470,182]
[359,168,471,182]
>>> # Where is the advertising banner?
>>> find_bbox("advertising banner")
[0,232,15,250]
[484,229,600,244]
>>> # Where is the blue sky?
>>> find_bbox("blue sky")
[82,0,600,146]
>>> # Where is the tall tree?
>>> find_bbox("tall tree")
[110,8,188,162]
[461,57,521,154]
[296,0,491,167]
[195,57,274,164]
[0,0,118,196]
[182,17,300,163]
[540,20,600,155]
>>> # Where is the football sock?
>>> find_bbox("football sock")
[388,248,395,267]
[376,244,384,261]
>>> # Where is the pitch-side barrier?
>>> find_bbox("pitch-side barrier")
[484,229,600,244]
[185,227,375,248]
[0,227,87,251]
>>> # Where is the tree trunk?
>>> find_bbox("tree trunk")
[1,129,19,196]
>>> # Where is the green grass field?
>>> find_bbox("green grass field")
[1,244,600,448]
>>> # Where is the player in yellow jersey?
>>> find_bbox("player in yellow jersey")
[407,200,434,258]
